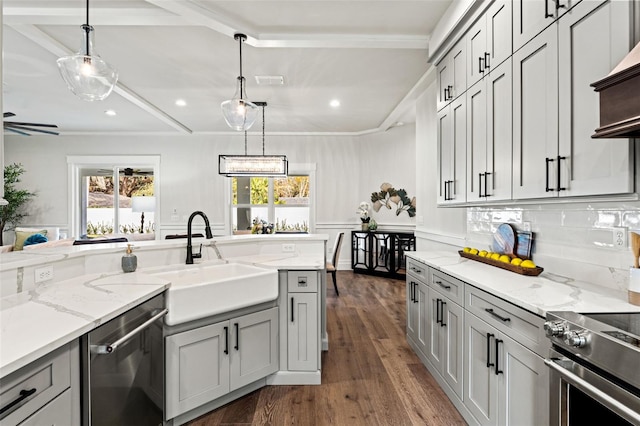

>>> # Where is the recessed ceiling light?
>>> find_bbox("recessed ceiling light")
[104,110,117,116]
[330,99,340,108]
[175,99,187,107]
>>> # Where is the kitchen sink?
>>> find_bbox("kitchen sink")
[150,262,279,325]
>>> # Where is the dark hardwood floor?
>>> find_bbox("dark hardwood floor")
[188,271,466,426]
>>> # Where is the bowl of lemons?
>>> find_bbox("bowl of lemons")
[460,247,542,276]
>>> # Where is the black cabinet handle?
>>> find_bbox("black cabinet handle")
[484,52,490,70]
[0,388,37,415]
[486,333,495,368]
[234,323,239,350]
[478,57,485,74]
[443,180,448,201]
[444,87,449,101]
[291,297,295,322]
[436,299,442,325]
[447,180,454,200]
[409,282,413,302]
[555,0,567,10]
[440,301,447,327]
[557,156,566,191]
[414,283,418,303]
[545,157,555,192]
[435,280,451,290]
[223,326,229,355]
[484,172,491,197]
[495,339,504,375]
[410,266,422,274]
[478,173,484,198]
[485,308,511,322]
[447,85,453,100]
[545,0,554,18]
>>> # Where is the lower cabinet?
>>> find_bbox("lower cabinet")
[464,313,548,426]
[406,277,429,355]
[288,292,318,371]
[165,307,278,420]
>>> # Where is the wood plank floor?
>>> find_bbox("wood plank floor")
[188,271,466,426]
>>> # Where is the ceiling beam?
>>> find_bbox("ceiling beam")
[8,24,193,134]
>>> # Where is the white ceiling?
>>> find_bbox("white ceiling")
[3,0,452,135]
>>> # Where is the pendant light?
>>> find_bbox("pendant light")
[56,0,118,101]
[219,102,288,177]
[221,34,259,131]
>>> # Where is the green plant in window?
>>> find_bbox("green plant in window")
[1,163,36,246]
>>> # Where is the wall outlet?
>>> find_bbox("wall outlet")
[522,222,531,232]
[35,265,54,283]
[282,244,295,253]
[613,227,627,249]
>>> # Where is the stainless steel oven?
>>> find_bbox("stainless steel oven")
[81,293,167,426]
[545,312,640,425]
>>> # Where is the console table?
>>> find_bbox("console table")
[351,230,416,279]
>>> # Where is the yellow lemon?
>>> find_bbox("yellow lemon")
[511,258,523,266]
[479,250,488,257]
[490,253,501,260]
[463,247,471,253]
[499,255,511,263]
[521,260,536,268]
[469,248,479,255]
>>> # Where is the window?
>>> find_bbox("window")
[231,175,312,234]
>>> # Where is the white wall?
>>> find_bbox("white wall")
[4,127,416,269]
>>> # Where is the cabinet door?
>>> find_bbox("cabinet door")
[406,280,419,343]
[165,321,230,419]
[498,334,549,426]
[427,288,444,370]
[437,105,453,204]
[231,307,279,390]
[558,0,633,196]
[288,293,318,371]
[486,0,512,71]
[437,58,452,111]
[416,281,430,355]
[450,39,467,99]
[513,0,557,51]
[512,25,559,200]
[467,16,487,87]
[466,79,487,203]
[485,59,513,201]
[19,389,72,426]
[464,314,499,426]
[442,299,464,400]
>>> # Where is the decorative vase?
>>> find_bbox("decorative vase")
[368,219,378,231]
[361,223,369,231]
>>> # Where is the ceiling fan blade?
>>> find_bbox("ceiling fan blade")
[4,127,30,136]
[3,112,16,118]
[4,121,58,128]
[4,124,59,136]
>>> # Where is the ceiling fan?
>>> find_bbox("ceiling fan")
[3,112,59,136]
[96,167,154,177]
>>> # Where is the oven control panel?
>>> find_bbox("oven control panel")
[544,320,590,348]
[563,330,589,348]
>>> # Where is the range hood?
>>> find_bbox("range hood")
[591,41,640,139]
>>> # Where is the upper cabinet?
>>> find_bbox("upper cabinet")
[437,96,467,205]
[513,0,633,200]
[467,0,512,88]
[437,39,466,112]
[513,0,579,52]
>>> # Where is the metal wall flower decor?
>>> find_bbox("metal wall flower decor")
[371,182,416,217]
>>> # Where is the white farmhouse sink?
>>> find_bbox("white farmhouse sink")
[152,262,279,325]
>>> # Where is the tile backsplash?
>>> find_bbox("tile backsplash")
[466,201,640,293]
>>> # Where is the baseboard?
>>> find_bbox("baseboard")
[266,370,321,385]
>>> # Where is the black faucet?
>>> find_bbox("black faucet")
[186,211,213,264]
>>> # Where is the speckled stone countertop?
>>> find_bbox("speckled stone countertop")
[406,251,640,317]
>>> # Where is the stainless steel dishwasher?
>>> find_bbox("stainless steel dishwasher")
[81,293,167,426]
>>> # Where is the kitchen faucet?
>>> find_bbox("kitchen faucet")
[186,211,213,264]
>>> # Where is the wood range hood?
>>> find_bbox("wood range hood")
[592,41,640,139]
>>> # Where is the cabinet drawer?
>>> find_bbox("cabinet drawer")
[429,270,464,306]
[287,271,318,293]
[465,285,547,357]
[0,344,71,425]
[19,388,72,426]
[406,259,427,281]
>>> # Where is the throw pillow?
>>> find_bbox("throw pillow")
[23,233,48,247]
[14,229,48,251]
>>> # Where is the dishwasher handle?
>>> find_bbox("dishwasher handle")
[91,308,168,355]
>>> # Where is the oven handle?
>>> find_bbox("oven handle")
[91,308,168,355]
[544,359,640,424]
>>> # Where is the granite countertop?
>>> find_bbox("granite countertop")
[406,251,640,317]
[0,272,169,378]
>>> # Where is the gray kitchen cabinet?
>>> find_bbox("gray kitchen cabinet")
[165,307,278,420]
[437,39,467,111]
[0,342,79,426]
[512,0,578,52]
[287,271,319,371]
[464,312,548,426]
[427,287,464,400]
[437,95,467,205]
[513,0,633,200]
[466,0,512,87]
[406,263,429,356]
[466,59,512,203]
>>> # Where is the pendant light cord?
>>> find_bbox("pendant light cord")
[262,105,266,156]
[84,0,90,56]
[238,36,245,100]
[244,131,248,156]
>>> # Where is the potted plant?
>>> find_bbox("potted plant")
[0,163,35,246]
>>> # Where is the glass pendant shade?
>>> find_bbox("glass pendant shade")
[57,25,118,102]
[219,155,288,177]
[221,77,259,131]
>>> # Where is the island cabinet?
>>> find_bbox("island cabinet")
[286,271,319,371]
[165,307,278,420]
[406,260,430,355]
[0,342,79,426]
[513,0,633,200]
